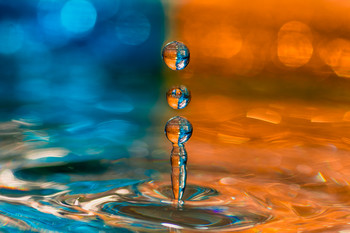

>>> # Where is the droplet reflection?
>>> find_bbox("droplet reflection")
[162,41,190,70]
[165,116,193,145]
[166,85,191,109]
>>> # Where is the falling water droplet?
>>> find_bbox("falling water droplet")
[166,85,191,110]
[165,116,192,206]
[162,41,190,71]
[165,116,193,145]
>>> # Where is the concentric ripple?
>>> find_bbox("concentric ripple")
[2,114,350,232]
[55,179,272,232]
[102,202,270,231]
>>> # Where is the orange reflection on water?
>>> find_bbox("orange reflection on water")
[178,96,350,232]
[246,108,282,124]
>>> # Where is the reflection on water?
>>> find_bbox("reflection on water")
[2,97,350,231]
[0,118,271,231]
[184,96,350,232]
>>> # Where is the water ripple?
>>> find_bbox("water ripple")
[0,118,349,232]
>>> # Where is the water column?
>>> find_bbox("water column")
[165,116,192,205]
[162,41,192,206]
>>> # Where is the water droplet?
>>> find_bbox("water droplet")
[162,41,190,70]
[166,85,191,109]
[165,116,193,145]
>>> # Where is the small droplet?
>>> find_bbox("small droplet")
[166,85,191,109]
[162,41,190,70]
[165,116,192,144]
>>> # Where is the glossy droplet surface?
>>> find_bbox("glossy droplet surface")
[166,85,191,109]
[165,116,192,144]
[162,41,190,70]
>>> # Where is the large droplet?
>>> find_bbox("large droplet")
[166,85,191,109]
[162,41,190,70]
[165,116,192,145]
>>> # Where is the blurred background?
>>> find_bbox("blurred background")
[167,0,350,100]
[2,0,350,159]
[0,0,166,164]
[2,0,350,232]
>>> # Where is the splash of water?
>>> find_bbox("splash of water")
[0,119,274,231]
[165,116,192,206]
[162,41,192,207]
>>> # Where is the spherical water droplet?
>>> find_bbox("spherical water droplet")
[165,116,192,144]
[166,85,191,109]
[162,41,190,70]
